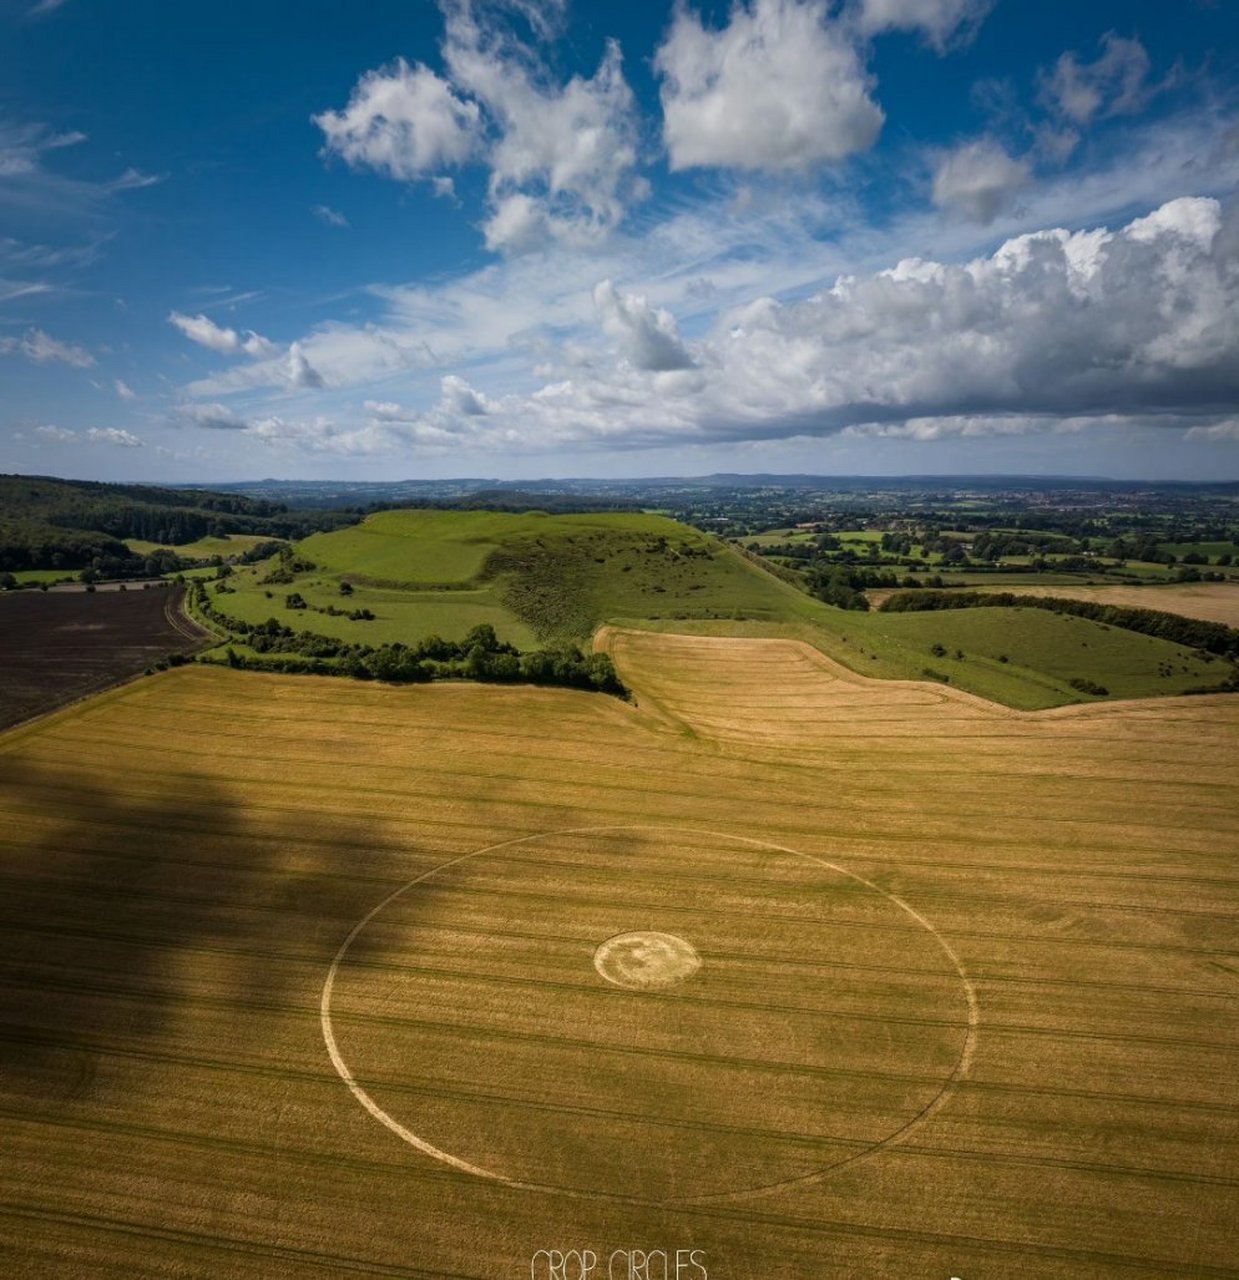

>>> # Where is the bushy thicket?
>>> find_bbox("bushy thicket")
[808,565,871,611]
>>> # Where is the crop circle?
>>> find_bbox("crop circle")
[593,931,701,990]
[321,825,977,1205]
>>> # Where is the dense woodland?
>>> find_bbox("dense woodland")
[0,475,358,574]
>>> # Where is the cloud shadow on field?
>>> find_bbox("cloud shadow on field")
[0,751,392,1109]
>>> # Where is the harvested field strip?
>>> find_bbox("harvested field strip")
[21,727,1239,817]
[5,937,1235,1055]
[4,823,1239,959]
[0,1203,472,1279]
[6,794,1230,885]
[4,1022,1235,1126]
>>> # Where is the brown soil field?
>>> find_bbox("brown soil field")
[0,635,1236,1278]
[868,580,1239,627]
[0,585,207,731]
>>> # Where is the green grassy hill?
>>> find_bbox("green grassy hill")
[199,508,1237,709]
[216,509,802,648]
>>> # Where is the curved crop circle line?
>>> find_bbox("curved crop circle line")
[320,824,979,1206]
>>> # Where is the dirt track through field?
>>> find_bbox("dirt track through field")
[0,635,1236,1278]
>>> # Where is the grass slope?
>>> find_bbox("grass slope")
[0,646,1235,1276]
[873,606,1221,705]
[207,508,1237,709]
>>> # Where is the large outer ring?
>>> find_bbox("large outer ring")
[320,824,979,1206]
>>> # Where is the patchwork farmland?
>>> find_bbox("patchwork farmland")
[0,635,1236,1277]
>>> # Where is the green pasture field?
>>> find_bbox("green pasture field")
[1157,540,1236,560]
[8,568,77,585]
[210,572,538,649]
[125,533,272,559]
[871,606,1222,706]
[744,529,818,547]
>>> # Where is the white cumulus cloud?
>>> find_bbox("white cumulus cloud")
[594,280,695,372]
[88,427,143,447]
[315,10,643,254]
[369,195,1238,454]
[314,58,482,181]
[932,139,1032,224]
[439,373,492,415]
[169,311,277,358]
[445,11,642,252]
[286,342,326,389]
[655,0,883,173]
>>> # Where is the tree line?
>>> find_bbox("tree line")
[193,585,627,696]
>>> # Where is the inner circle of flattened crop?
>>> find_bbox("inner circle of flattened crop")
[594,931,702,990]
[320,825,978,1206]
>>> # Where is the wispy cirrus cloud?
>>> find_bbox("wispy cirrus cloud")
[0,326,93,367]
[0,118,162,219]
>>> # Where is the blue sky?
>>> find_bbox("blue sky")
[1,0,1237,482]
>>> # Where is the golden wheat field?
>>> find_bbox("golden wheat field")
[1,632,1237,1279]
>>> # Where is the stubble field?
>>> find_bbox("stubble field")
[0,634,1236,1278]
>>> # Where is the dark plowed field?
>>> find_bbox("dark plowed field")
[0,586,207,730]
